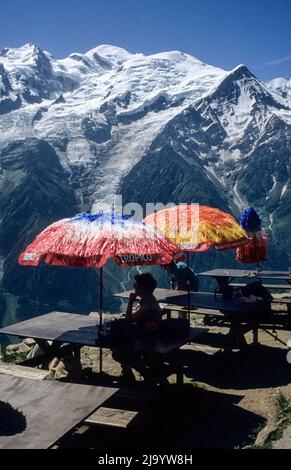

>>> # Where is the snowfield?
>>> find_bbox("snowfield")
[0,43,290,215]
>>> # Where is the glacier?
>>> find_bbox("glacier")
[0,43,291,323]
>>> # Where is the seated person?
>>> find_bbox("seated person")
[164,261,199,292]
[125,272,162,330]
[112,273,164,385]
[164,261,199,320]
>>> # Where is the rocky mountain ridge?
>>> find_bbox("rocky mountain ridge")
[0,43,291,324]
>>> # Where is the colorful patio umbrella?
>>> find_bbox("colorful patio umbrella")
[144,204,249,252]
[19,212,179,268]
[236,207,267,265]
[144,204,249,317]
[18,212,179,372]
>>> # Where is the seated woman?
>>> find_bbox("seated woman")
[125,272,162,330]
[112,272,164,385]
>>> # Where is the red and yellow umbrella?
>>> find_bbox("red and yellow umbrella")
[144,205,249,252]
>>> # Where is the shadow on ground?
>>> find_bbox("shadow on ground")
[0,401,27,436]
[55,333,290,449]
[182,342,291,390]
[58,383,265,450]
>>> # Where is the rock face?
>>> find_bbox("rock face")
[0,63,21,115]
[0,139,119,321]
[0,43,291,323]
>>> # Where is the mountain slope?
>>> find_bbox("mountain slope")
[0,43,291,323]
[266,77,291,104]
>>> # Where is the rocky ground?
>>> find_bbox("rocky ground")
[1,309,291,449]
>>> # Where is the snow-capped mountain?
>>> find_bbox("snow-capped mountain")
[0,44,228,208]
[0,43,291,324]
[266,77,291,104]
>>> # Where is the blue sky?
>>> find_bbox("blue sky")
[0,0,290,79]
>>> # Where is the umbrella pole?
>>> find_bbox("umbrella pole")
[99,267,103,373]
[100,266,103,313]
[187,252,190,323]
[254,233,262,281]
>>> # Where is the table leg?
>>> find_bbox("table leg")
[286,304,291,328]
[215,276,234,291]
[176,369,184,386]
[17,340,67,368]
[36,339,73,357]
[72,345,82,369]
[22,340,79,368]
[99,346,103,374]
[228,322,248,349]
[35,339,54,355]
[253,327,259,344]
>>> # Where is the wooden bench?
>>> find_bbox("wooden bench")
[163,300,291,346]
[180,342,221,355]
[132,328,207,386]
[0,363,50,380]
[230,282,291,291]
[163,304,224,318]
[82,382,162,430]
[85,407,139,429]
[272,297,291,305]
[163,305,227,331]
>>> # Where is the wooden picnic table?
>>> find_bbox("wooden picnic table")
[0,310,198,355]
[0,311,100,345]
[198,269,291,326]
[114,288,263,315]
[114,288,270,348]
[0,374,117,449]
[0,311,201,383]
[0,312,101,365]
[199,268,291,285]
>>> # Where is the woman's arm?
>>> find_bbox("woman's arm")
[131,303,149,322]
[125,293,138,320]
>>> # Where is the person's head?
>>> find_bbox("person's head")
[163,261,176,272]
[134,273,157,297]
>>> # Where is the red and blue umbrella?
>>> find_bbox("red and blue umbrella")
[19,212,179,269]
[18,212,179,372]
